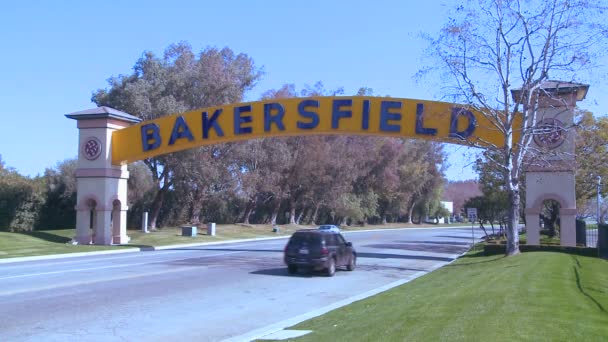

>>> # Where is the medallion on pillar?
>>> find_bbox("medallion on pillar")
[82,137,103,161]
[533,118,566,149]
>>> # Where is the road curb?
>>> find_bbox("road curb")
[0,225,473,264]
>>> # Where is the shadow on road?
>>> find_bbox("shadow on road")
[123,244,157,251]
[394,240,470,246]
[251,263,430,278]
[363,243,466,254]
[434,235,475,240]
[250,267,315,277]
[167,247,283,253]
[358,252,454,262]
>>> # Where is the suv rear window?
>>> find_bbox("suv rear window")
[289,232,322,244]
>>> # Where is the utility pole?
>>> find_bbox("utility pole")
[598,176,602,224]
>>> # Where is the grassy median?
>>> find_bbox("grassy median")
[280,250,608,341]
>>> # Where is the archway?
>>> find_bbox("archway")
[111,199,122,244]
[74,197,97,244]
[540,199,561,241]
[67,84,588,245]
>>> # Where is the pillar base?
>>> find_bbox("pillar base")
[74,234,92,245]
[113,234,130,244]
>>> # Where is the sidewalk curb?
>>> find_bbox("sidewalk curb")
[0,225,472,265]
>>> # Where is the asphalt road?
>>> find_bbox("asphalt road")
[0,227,485,342]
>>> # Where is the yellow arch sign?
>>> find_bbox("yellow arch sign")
[112,96,506,165]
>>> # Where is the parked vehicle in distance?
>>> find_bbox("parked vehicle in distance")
[284,229,356,276]
[317,224,340,232]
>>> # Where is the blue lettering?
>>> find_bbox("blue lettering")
[379,101,401,132]
[202,109,225,139]
[332,99,352,129]
[449,107,477,139]
[264,103,285,132]
[297,100,320,129]
[415,103,437,136]
[362,100,370,130]
[234,105,253,135]
[168,116,194,145]
[141,123,161,151]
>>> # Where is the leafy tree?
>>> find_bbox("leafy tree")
[405,142,446,224]
[172,144,236,224]
[575,110,608,220]
[232,137,292,224]
[422,0,608,255]
[125,161,156,228]
[93,42,262,228]
[0,164,45,232]
[464,194,508,237]
[443,180,482,218]
[540,199,561,237]
[38,159,77,230]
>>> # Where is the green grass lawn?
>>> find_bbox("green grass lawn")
[0,222,466,259]
[0,230,126,258]
[276,250,608,341]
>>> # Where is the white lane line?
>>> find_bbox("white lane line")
[0,250,186,269]
[0,266,200,297]
[0,240,284,270]
[0,251,244,280]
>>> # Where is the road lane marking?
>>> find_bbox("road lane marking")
[0,251,244,280]
[0,266,201,297]
[0,240,286,269]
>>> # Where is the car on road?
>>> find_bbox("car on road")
[317,224,340,232]
[284,229,356,276]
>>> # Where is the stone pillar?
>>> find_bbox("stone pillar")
[514,81,589,247]
[66,107,141,245]
[524,208,541,245]
[75,209,92,244]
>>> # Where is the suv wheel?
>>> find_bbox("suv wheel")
[326,257,336,277]
[347,253,356,271]
[288,264,297,274]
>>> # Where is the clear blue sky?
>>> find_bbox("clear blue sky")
[0,0,605,180]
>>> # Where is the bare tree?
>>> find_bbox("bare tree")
[422,0,607,255]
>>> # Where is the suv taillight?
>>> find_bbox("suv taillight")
[321,246,329,255]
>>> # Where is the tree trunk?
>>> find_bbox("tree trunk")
[242,203,254,225]
[296,209,306,225]
[289,199,296,224]
[189,190,204,225]
[341,217,348,226]
[148,184,168,230]
[382,215,387,225]
[242,201,255,224]
[311,204,320,225]
[270,201,280,226]
[479,222,489,239]
[506,186,521,256]
[408,201,415,224]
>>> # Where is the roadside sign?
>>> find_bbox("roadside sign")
[467,208,477,221]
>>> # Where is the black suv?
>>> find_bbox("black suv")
[284,229,356,276]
